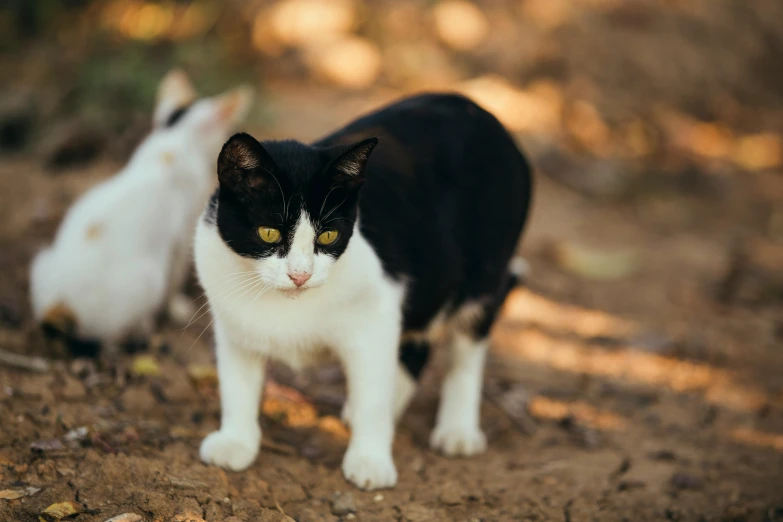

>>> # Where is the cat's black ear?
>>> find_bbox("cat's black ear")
[217,133,278,189]
[328,137,378,188]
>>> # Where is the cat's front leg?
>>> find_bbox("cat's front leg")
[200,319,264,471]
[338,318,399,490]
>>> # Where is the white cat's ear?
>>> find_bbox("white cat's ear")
[154,69,197,127]
[329,137,378,187]
[210,85,254,127]
[217,133,277,189]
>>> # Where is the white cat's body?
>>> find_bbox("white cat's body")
[195,215,407,488]
[30,70,252,350]
[31,135,211,342]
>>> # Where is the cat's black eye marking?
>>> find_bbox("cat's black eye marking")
[165,103,192,128]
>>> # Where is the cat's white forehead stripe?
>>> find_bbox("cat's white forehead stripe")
[292,212,315,246]
[287,212,315,271]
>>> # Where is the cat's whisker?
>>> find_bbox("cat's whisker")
[188,269,266,350]
[318,186,340,220]
[188,313,216,352]
[184,274,264,347]
[183,275,257,325]
[322,217,353,226]
[180,274,263,333]
[230,275,269,305]
[189,279,267,347]
[320,195,349,223]
[186,287,212,305]
[286,193,301,221]
[214,273,258,286]
[246,282,271,308]
[268,172,288,221]
[219,270,260,280]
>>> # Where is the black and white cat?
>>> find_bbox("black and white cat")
[195,93,532,490]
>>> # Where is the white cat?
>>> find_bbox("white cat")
[29,69,253,354]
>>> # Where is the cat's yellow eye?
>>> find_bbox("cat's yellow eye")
[258,226,281,243]
[317,230,339,246]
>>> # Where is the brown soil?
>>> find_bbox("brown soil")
[2,86,783,522]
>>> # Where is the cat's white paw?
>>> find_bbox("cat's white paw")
[167,293,196,325]
[341,448,397,490]
[200,429,260,471]
[430,425,487,457]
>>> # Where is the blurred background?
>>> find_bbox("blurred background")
[1,1,782,521]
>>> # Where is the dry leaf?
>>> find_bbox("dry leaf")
[733,133,782,171]
[0,486,40,500]
[186,364,218,387]
[263,381,319,427]
[551,242,639,281]
[39,500,82,521]
[131,355,160,377]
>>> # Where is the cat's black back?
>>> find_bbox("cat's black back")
[313,93,532,333]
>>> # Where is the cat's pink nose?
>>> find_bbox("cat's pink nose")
[288,272,311,287]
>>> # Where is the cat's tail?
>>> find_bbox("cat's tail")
[506,256,530,290]
[492,255,529,311]
[41,303,102,358]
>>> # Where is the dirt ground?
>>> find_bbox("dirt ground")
[0,85,782,522]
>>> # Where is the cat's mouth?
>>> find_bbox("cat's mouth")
[278,286,308,297]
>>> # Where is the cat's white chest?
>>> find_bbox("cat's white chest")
[217,289,346,348]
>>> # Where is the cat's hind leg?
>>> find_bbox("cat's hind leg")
[430,265,523,457]
[430,329,489,457]
[395,337,429,419]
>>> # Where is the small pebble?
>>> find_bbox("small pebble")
[331,492,357,515]
[373,493,384,503]
[618,479,647,491]
[30,439,64,452]
[648,449,677,461]
[438,482,463,506]
[104,515,142,522]
[670,472,703,490]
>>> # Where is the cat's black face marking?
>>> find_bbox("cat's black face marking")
[165,103,192,128]
[209,133,377,261]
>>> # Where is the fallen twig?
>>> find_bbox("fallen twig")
[483,386,537,436]
[0,347,51,372]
